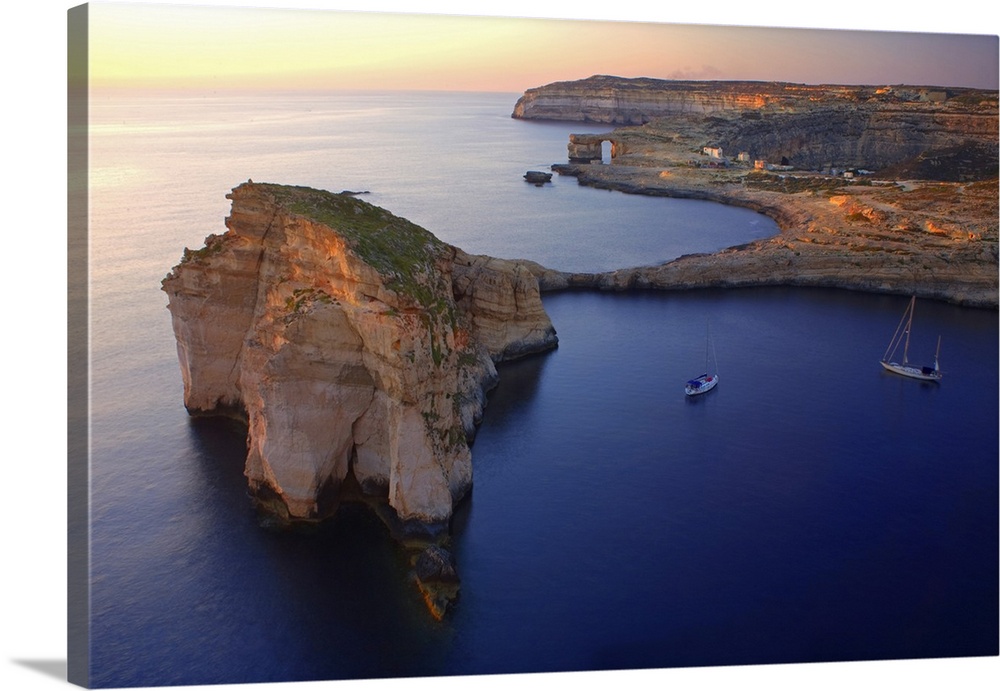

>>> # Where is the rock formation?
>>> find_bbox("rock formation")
[510,76,997,307]
[512,75,844,124]
[514,75,998,176]
[532,164,998,307]
[412,544,460,620]
[162,182,557,539]
[523,170,553,185]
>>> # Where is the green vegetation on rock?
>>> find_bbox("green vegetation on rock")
[260,183,465,375]
[262,184,449,311]
[744,171,863,194]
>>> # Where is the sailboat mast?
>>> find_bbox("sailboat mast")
[711,326,718,375]
[705,321,710,372]
[902,296,915,364]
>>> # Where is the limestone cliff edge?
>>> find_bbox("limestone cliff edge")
[162,181,558,539]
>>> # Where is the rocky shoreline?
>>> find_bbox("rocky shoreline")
[525,163,998,308]
[512,77,998,308]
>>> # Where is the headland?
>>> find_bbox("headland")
[514,76,999,307]
[162,181,559,617]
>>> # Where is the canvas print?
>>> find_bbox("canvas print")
[66,1,998,689]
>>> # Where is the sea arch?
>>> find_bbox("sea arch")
[568,133,620,163]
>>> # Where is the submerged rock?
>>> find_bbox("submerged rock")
[412,545,461,620]
[414,544,459,581]
[162,181,558,539]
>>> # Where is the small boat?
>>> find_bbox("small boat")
[685,372,718,396]
[685,322,719,396]
[879,296,942,382]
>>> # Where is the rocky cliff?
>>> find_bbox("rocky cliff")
[510,76,996,306]
[514,75,998,175]
[513,75,873,123]
[533,165,998,307]
[162,182,557,538]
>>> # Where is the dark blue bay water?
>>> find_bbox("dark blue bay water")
[84,90,998,687]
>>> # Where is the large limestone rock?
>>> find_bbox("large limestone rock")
[162,182,557,536]
[452,251,559,362]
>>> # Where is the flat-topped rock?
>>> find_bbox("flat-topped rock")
[162,181,558,537]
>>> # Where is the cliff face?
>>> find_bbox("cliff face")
[514,75,998,175]
[705,108,998,174]
[162,182,557,536]
[512,76,863,123]
[513,75,996,123]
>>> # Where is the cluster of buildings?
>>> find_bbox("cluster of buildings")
[694,145,789,171]
[696,145,871,178]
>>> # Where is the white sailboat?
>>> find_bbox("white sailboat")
[880,296,942,382]
[685,322,719,396]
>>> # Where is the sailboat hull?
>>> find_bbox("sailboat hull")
[685,374,719,396]
[880,360,942,381]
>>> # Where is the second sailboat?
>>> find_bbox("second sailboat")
[880,296,943,382]
[685,322,720,396]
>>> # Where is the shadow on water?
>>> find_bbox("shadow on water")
[161,416,462,684]
[184,416,255,516]
[482,349,552,420]
[451,349,553,537]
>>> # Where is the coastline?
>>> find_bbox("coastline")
[529,162,998,308]
[510,77,997,308]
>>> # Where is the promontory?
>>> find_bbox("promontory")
[161,182,557,545]
[514,76,998,307]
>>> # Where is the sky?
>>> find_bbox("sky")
[84,0,1000,92]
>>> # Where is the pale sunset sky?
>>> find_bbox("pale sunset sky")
[85,0,999,92]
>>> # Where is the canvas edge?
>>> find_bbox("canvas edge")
[67,3,91,688]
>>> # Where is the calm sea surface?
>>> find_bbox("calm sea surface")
[86,90,998,687]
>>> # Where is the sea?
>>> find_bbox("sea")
[83,89,998,688]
